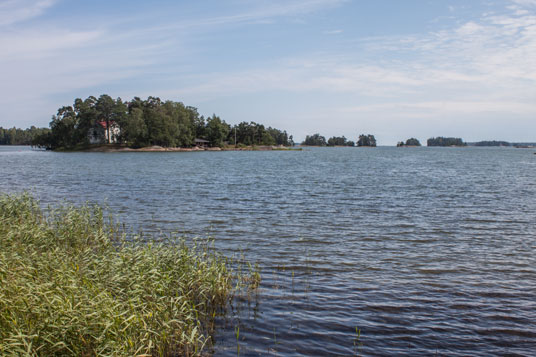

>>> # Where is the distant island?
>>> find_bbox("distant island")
[397,138,421,147]
[512,143,536,148]
[427,137,466,147]
[301,133,375,147]
[357,134,377,147]
[466,141,536,148]
[27,95,295,151]
[302,133,328,146]
[327,136,355,147]
[469,140,511,147]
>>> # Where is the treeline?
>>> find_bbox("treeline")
[427,137,466,147]
[0,126,50,145]
[302,133,375,147]
[303,134,327,146]
[471,140,510,147]
[357,134,377,147]
[35,95,293,150]
[328,136,355,147]
[397,138,421,147]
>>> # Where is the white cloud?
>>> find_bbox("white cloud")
[175,2,536,102]
[140,0,346,33]
[0,29,103,60]
[323,29,343,35]
[510,0,536,7]
[163,6,536,109]
[341,101,536,117]
[0,0,58,26]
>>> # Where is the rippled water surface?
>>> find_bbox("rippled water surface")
[1,146,535,355]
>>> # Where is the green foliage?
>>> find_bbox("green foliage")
[120,107,148,148]
[73,96,99,145]
[327,136,355,146]
[427,137,466,146]
[230,122,292,146]
[0,126,50,145]
[36,95,128,149]
[473,140,510,147]
[261,131,276,146]
[397,138,421,147]
[357,134,376,147]
[0,193,255,356]
[206,115,230,147]
[36,95,294,150]
[303,133,327,146]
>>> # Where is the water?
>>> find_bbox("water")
[1,145,535,355]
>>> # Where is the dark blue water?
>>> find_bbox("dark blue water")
[1,146,535,356]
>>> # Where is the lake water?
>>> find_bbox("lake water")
[1,145,535,356]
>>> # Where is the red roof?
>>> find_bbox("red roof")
[97,121,116,129]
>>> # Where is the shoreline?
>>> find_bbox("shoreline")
[82,145,301,152]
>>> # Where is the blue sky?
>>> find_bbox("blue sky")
[1,0,535,144]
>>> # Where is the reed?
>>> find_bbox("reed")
[0,193,252,356]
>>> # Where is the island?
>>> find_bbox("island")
[397,138,421,147]
[301,133,374,147]
[427,137,466,147]
[469,140,511,147]
[302,133,327,146]
[31,94,296,151]
[327,136,355,147]
[357,134,377,147]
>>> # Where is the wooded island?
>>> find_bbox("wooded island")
[302,133,376,147]
[31,95,294,150]
[427,137,466,147]
[397,138,421,147]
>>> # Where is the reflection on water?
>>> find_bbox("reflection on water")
[1,146,535,356]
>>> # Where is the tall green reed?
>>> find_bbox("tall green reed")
[0,193,255,356]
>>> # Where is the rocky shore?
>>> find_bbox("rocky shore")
[84,145,300,152]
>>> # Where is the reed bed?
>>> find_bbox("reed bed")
[0,193,253,356]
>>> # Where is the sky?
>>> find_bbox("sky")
[0,0,535,144]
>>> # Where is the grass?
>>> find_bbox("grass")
[0,193,255,356]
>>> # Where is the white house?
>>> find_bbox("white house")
[88,121,120,144]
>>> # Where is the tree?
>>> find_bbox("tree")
[357,134,376,147]
[48,106,77,149]
[73,96,98,144]
[397,138,421,147]
[96,95,116,144]
[0,126,50,145]
[113,98,128,142]
[121,108,148,147]
[206,115,229,147]
[303,134,327,146]
[161,101,195,147]
[144,105,178,147]
[473,140,510,147]
[327,136,348,146]
[427,137,465,147]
